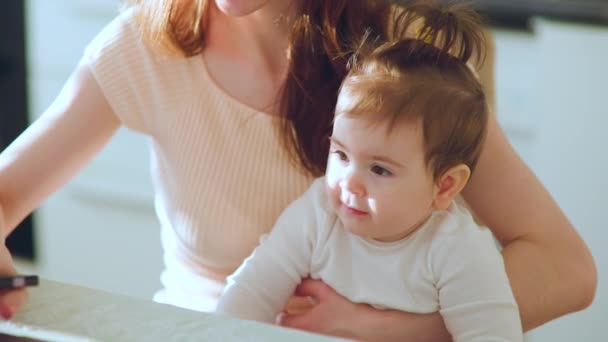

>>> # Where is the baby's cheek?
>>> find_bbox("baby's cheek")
[324,164,339,187]
[367,198,378,214]
[323,178,341,209]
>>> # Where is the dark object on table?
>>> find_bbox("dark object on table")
[0,275,39,289]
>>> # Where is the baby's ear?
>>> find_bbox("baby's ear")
[432,164,471,210]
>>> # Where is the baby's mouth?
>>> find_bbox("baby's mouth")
[342,203,368,216]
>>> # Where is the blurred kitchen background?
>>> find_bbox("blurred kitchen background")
[1,0,606,340]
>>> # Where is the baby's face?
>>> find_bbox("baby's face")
[326,114,436,242]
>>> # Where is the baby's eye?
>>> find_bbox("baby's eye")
[371,165,392,176]
[332,150,348,162]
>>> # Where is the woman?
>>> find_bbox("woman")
[0,0,596,340]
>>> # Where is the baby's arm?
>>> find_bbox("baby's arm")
[432,227,523,341]
[216,187,319,323]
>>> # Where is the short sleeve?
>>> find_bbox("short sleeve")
[430,217,523,341]
[83,7,151,133]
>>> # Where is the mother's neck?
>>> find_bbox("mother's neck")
[206,1,299,71]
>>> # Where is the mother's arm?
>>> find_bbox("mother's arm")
[462,30,597,331]
[464,115,596,332]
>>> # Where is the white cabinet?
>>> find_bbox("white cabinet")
[522,19,608,342]
[24,0,162,299]
[494,19,607,342]
[493,28,540,163]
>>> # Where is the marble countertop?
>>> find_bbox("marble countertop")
[0,279,343,342]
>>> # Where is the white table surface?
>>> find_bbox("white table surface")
[1,279,344,342]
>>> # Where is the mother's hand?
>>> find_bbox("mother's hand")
[0,239,28,320]
[278,279,362,339]
[278,279,452,342]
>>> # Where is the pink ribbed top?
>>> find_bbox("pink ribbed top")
[84,8,314,310]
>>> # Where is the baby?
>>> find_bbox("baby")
[217,3,522,341]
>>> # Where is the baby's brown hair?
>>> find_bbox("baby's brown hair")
[336,1,489,181]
